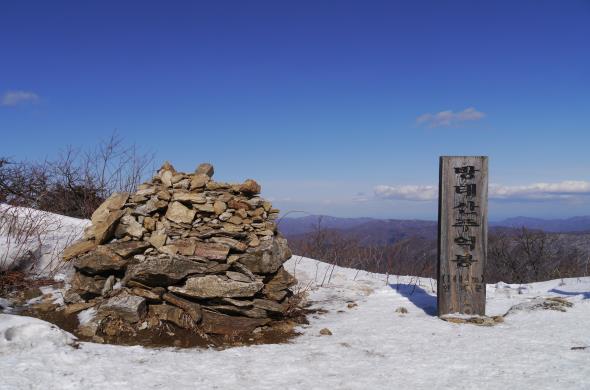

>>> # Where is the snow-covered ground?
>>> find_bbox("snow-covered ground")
[1,209,590,389]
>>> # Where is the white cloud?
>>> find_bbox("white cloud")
[374,180,590,202]
[374,184,437,201]
[1,90,39,107]
[490,181,590,200]
[416,107,485,128]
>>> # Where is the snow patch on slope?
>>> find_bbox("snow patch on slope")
[0,314,76,350]
[0,204,89,277]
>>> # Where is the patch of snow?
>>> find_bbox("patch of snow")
[21,286,66,307]
[0,314,76,351]
[77,307,97,325]
[112,279,123,291]
[38,285,65,306]
[0,298,13,313]
[0,204,88,278]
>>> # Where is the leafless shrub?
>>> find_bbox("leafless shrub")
[0,134,151,283]
[0,132,154,219]
[486,228,587,283]
[289,223,589,284]
[284,280,313,317]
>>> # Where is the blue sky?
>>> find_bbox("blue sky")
[1,1,589,219]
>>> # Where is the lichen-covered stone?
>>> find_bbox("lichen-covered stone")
[238,236,291,274]
[74,246,128,275]
[195,163,214,177]
[62,240,96,261]
[94,209,126,244]
[125,256,222,286]
[91,192,129,225]
[240,179,261,195]
[200,310,270,336]
[162,292,202,322]
[98,292,146,323]
[115,215,145,239]
[168,275,263,298]
[71,272,106,295]
[149,304,192,328]
[105,241,150,258]
[193,241,229,260]
[165,201,196,224]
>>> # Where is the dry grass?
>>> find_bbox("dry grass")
[0,269,55,297]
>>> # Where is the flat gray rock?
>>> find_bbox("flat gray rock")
[169,275,263,299]
[98,292,146,323]
[126,256,213,286]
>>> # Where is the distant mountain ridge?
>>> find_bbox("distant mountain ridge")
[276,215,375,236]
[277,215,436,246]
[492,216,590,232]
[278,214,590,245]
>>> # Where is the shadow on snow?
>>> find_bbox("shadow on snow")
[549,288,590,299]
[389,283,437,316]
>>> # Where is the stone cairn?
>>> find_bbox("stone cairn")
[61,162,295,341]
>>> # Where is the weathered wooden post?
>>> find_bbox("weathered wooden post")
[437,156,488,316]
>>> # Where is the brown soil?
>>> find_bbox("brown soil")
[22,303,311,349]
[7,283,314,349]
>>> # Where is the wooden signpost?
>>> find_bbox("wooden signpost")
[437,156,488,316]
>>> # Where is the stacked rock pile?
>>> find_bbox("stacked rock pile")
[61,162,295,340]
